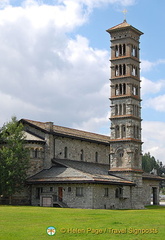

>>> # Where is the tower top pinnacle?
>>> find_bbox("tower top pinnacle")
[122,9,128,21]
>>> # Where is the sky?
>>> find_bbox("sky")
[0,0,165,164]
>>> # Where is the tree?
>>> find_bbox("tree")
[142,152,158,173]
[0,117,29,203]
[142,152,165,176]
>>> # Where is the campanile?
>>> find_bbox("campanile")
[107,20,143,184]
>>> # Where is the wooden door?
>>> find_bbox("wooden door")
[58,187,63,202]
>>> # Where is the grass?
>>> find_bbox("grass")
[0,205,165,240]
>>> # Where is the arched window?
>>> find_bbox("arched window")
[115,65,119,76]
[123,104,126,115]
[119,65,122,76]
[132,45,137,57]
[34,148,38,158]
[116,149,124,167]
[119,44,122,55]
[64,147,68,158]
[123,83,126,94]
[80,149,84,161]
[135,86,138,95]
[119,104,122,115]
[115,45,119,57]
[121,125,126,138]
[115,84,119,95]
[135,67,138,76]
[123,64,126,75]
[132,85,137,95]
[115,105,118,115]
[115,187,123,198]
[119,83,122,94]
[123,44,126,56]
[95,152,98,163]
[135,47,138,57]
[115,125,120,138]
[132,65,136,76]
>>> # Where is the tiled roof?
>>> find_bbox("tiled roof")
[21,119,110,144]
[106,20,143,35]
[27,159,135,186]
[142,173,164,181]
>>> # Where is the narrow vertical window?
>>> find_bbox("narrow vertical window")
[34,149,38,158]
[95,152,98,163]
[123,83,126,94]
[119,104,122,115]
[121,125,126,138]
[80,149,84,161]
[123,44,126,56]
[115,84,119,95]
[115,104,118,115]
[115,125,120,138]
[135,86,138,95]
[123,64,126,75]
[119,83,122,94]
[104,188,109,197]
[135,47,138,57]
[135,67,138,76]
[119,65,122,76]
[119,44,122,55]
[123,104,126,115]
[115,45,119,57]
[64,147,68,158]
[115,65,119,76]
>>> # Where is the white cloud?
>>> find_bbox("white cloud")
[141,77,165,96]
[142,121,165,164]
[141,60,155,72]
[145,95,165,112]
[0,1,111,132]
[141,59,165,72]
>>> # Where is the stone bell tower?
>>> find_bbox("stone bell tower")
[106,20,144,185]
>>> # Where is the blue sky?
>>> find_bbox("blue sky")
[0,0,165,163]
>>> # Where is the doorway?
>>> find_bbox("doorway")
[58,187,63,202]
[152,187,158,205]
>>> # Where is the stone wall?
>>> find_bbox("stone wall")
[31,183,134,209]
[142,179,160,206]
[54,137,110,165]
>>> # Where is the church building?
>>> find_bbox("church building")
[14,20,162,209]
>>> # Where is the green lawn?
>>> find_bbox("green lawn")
[0,205,165,240]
